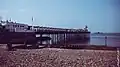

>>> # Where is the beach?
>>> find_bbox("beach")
[0,44,119,67]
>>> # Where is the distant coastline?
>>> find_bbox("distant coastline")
[92,32,120,34]
[91,32,120,37]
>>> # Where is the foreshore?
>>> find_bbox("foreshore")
[0,44,119,67]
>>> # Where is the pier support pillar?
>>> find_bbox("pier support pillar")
[56,34,59,45]
[40,33,43,45]
[51,34,54,45]
[63,33,66,45]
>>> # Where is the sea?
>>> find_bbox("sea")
[90,33,120,47]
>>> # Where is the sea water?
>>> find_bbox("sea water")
[90,33,120,47]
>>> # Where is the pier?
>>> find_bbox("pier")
[33,26,90,48]
[0,25,90,50]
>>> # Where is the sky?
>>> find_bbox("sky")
[0,0,120,33]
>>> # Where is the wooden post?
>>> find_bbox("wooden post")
[24,39,27,48]
[7,43,12,51]
[105,36,107,46]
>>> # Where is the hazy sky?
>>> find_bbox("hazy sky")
[0,0,120,33]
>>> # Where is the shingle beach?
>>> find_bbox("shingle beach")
[0,44,119,67]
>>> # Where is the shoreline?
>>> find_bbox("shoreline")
[0,44,119,51]
[50,44,119,51]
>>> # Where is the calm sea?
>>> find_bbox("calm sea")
[90,33,120,47]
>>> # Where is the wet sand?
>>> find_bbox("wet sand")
[0,44,119,67]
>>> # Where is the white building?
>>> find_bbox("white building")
[0,20,34,32]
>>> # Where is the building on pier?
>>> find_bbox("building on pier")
[0,20,89,33]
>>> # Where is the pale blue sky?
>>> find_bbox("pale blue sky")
[0,0,120,33]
